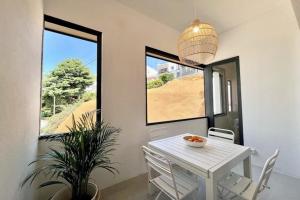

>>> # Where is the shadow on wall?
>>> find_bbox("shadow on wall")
[31,140,61,200]
[146,119,208,141]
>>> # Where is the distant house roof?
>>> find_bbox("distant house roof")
[157,62,177,70]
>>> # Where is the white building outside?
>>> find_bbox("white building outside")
[157,62,200,78]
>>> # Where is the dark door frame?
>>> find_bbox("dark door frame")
[204,56,244,145]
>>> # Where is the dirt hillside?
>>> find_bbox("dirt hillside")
[55,99,96,133]
[55,74,204,130]
[147,74,205,123]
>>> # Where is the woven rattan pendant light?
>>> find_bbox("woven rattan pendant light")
[177,18,218,65]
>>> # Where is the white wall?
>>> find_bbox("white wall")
[42,0,207,196]
[0,0,43,199]
[215,0,300,178]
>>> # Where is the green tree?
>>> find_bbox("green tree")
[42,59,93,115]
[147,79,164,89]
[159,72,174,84]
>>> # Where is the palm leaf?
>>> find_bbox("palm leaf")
[21,110,120,200]
[39,181,66,189]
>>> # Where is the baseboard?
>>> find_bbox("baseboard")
[252,163,300,180]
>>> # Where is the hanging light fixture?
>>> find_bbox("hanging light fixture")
[177,18,218,65]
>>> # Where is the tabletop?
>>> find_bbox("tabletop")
[148,133,250,177]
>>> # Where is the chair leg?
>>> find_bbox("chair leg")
[155,191,163,200]
[218,186,238,200]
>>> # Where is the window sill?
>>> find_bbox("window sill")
[146,116,208,126]
[38,132,68,140]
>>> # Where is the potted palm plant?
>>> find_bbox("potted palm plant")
[21,111,120,200]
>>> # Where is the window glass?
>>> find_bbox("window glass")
[40,27,98,135]
[227,80,232,112]
[212,71,224,115]
[146,55,205,124]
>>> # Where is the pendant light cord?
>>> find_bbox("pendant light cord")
[193,0,197,19]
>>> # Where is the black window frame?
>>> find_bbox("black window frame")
[39,15,102,139]
[145,46,207,126]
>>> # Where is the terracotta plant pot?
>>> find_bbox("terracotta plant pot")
[51,182,101,200]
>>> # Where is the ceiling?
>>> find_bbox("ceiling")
[116,0,284,33]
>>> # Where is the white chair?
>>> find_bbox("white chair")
[208,127,235,143]
[142,146,198,200]
[218,149,280,200]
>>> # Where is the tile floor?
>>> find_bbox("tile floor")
[102,165,300,200]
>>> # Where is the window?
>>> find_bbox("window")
[40,16,101,136]
[146,47,206,125]
[212,71,224,115]
[227,80,232,112]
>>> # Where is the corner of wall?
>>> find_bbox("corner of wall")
[291,0,300,29]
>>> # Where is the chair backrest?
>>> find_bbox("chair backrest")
[208,127,235,143]
[254,149,280,199]
[141,146,180,200]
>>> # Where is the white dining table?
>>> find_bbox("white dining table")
[148,133,252,200]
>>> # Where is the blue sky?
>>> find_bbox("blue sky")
[43,30,97,75]
[43,29,165,74]
[147,56,166,69]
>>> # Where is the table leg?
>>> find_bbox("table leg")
[243,155,252,178]
[206,176,218,200]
